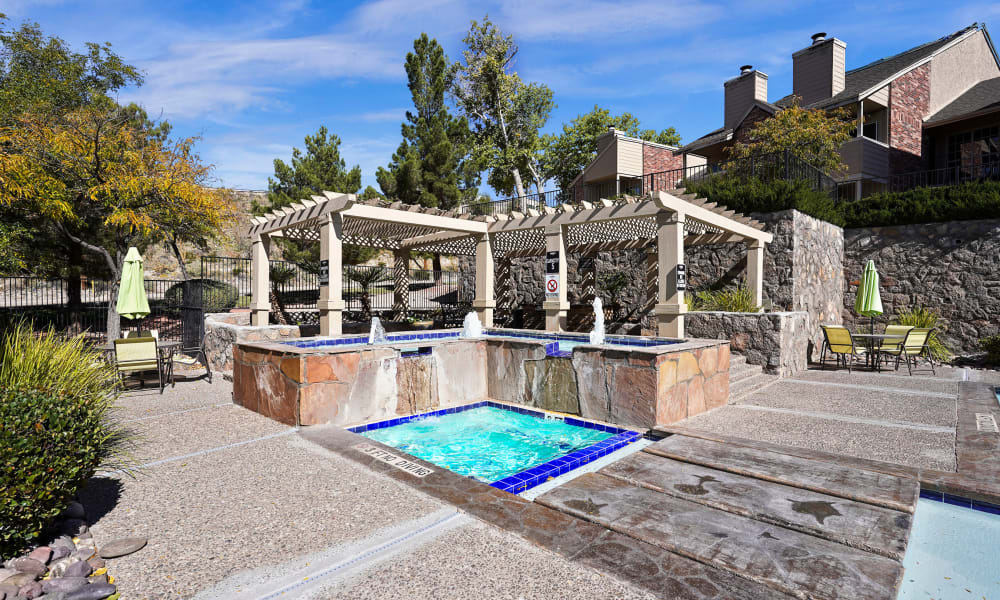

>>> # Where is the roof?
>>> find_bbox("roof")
[681,127,731,152]
[773,25,981,109]
[925,77,1000,125]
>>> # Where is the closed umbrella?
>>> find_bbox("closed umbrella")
[854,259,883,334]
[116,247,150,325]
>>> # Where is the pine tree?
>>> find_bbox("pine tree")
[377,34,477,209]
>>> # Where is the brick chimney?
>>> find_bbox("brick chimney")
[724,65,768,130]
[792,32,846,105]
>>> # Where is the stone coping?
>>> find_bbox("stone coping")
[654,381,1000,506]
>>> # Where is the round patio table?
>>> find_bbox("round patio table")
[851,333,905,371]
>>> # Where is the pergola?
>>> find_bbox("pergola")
[246,190,772,337]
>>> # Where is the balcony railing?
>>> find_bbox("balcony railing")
[889,158,1000,192]
[458,150,837,216]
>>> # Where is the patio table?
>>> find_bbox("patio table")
[851,333,905,371]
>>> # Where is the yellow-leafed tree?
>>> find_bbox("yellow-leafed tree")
[0,105,236,339]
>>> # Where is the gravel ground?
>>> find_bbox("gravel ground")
[112,377,230,422]
[316,519,657,600]
[735,382,957,427]
[789,369,961,395]
[679,405,957,471]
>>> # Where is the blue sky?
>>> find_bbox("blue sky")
[4,0,996,195]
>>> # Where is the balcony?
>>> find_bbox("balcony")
[839,136,889,180]
[889,157,1000,192]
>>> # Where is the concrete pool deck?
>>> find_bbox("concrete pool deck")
[76,365,1000,598]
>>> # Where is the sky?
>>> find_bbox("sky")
[4,0,997,196]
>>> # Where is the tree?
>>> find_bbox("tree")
[377,34,478,209]
[540,105,682,192]
[0,105,234,340]
[451,17,554,198]
[727,98,853,175]
[268,264,296,325]
[256,126,375,265]
[345,265,385,322]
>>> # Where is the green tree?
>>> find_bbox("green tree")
[728,98,853,175]
[540,105,682,192]
[377,34,478,209]
[451,16,554,198]
[256,126,375,265]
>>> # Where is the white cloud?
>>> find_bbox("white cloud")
[498,0,721,37]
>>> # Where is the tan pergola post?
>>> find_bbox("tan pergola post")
[473,233,495,327]
[318,213,345,336]
[747,240,764,308]
[655,212,687,338]
[250,233,271,326]
[392,249,410,320]
[543,224,569,331]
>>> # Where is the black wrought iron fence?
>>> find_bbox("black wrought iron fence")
[459,189,572,216]
[888,158,1000,193]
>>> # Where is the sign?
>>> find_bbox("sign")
[353,443,434,477]
[545,274,559,299]
[318,259,329,285]
[976,413,999,433]
[545,250,560,274]
[676,264,687,291]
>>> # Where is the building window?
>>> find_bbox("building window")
[947,126,1000,175]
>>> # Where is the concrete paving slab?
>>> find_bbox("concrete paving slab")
[677,406,957,472]
[113,378,231,422]
[602,452,912,560]
[79,434,444,599]
[126,403,290,465]
[538,473,903,600]
[737,381,957,427]
[316,519,658,600]
[791,369,960,395]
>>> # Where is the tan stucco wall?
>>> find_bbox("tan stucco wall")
[617,137,644,176]
[928,30,1000,115]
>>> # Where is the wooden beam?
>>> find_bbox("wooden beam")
[652,191,772,243]
[488,199,662,233]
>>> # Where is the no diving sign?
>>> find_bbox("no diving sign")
[545,274,559,299]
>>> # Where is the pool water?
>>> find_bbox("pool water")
[360,406,614,482]
[898,498,1000,599]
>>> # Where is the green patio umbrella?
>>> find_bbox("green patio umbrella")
[116,247,150,322]
[854,259,883,333]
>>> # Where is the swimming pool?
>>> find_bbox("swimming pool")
[350,401,641,493]
[898,495,1000,598]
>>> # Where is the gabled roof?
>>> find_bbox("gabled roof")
[681,100,777,152]
[925,77,1000,126]
[773,24,983,109]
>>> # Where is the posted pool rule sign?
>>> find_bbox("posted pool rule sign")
[318,259,329,285]
[545,251,560,299]
[676,264,687,291]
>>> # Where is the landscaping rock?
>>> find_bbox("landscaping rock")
[61,562,90,579]
[64,583,115,600]
[0,582,20,598]
[49,547,70,562]
[89,574,108,586]
[58,520,87,537]
[25,549,50,566]
[50,537,75,552]
[11,559,45,576]
[18,579,42,599]
[69,551,93,563]
[62,502,86,521]
[83,558,103,571]
[42,577,89,594]
[97,537,146,559]
[0,570,14,583]
[47,558,80,578]
[2,572,36,585]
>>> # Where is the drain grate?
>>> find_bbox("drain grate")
[974,413,998,433]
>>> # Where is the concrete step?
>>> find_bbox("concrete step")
[729,354,748,368]
[728,361,762,384]
[730,372,779,402]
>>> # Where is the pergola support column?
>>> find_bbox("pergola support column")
[543,224,569,332]
[392,249,410,321]
[318,214,345,336]
[654,212,687,338]
[473,233,496,327]
[747,240,764,309]
[250,233,271,326]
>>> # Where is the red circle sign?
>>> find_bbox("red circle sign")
[546,279,558,292]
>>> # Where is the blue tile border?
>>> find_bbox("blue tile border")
[347,400,641,494]
[919,488,1000,516]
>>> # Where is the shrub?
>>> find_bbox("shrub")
[892,306,952,362]
[682,175,844,226]
[981,335,1000,365]
[688,285,760,313]
[0,325,128,557]
[164,279,239,312]
[842,180,1000,228]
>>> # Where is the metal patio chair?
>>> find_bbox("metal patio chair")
[819,324,864,373]
[878,327,936,375]
[113,337,165,393]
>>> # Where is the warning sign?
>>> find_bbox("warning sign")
[545,274,559,299]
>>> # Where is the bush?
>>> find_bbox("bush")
[164,279,239,312]
[981,335,1000,365]
[682,175,844,226]
[892,306,952,362]
[687,285,760,313]
[842,180,1000,228]
[0,325,128,557]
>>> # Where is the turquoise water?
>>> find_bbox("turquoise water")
[898,499,1000,599]
[361,406,613,482]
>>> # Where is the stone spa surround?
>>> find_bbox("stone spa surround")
[232,332,729,431]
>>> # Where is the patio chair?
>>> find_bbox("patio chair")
[171,333,212,385]
[819,325,864,372]
[878,327,936,375]
[872,324,913,370]
[113,337,165,393]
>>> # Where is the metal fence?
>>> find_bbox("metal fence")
[889,158,1000,193]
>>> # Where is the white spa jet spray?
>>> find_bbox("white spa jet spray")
[368,317,387,344]
[589,297,605,346]
[461,312,483,338]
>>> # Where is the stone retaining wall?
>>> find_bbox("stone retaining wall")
[685,311,809,376]
[843,219,1000,353]
[204,312,301,375]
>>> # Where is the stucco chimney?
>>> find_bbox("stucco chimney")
[792,33,846,105]
[724,66,768,130]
